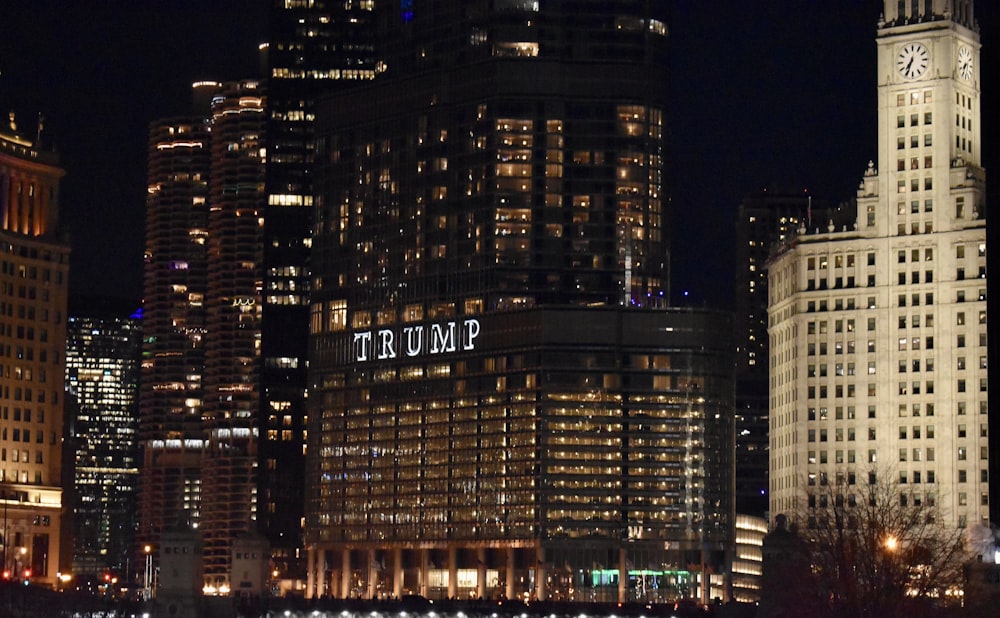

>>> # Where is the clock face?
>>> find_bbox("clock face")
[897,42,929,80]
[958,46,973,81]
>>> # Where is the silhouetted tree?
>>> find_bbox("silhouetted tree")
[776,469,968,618]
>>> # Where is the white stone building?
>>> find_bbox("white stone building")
[769,0,987,532]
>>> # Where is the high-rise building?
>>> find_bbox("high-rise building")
[734,192,813,519]
[733,192,853,518]
[306,2,735,604]
[200,80,266,593]
[65,299,142,578]
[139,80,266,593]
[0,112,69,586]
[258,0,378,582]
[139,105,211,573]
[770,0,987,533]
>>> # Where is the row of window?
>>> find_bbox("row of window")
[0,427,45,442]
[0,282,56,302]
[0,469,44,484]
[0,406,45,422]
[0,324,49,342]
[0,262,61,282]
[0,447,43,463]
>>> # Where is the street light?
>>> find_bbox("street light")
[884,535,898,552]
[143,544,153,601]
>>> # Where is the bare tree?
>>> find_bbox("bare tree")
[777,469,969,618]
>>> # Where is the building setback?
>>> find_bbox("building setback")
[769,0,988,532]
[307,2,735,604]
[0,113,69,586]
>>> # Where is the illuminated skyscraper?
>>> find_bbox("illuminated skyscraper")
[307,2,735,604]
[140,80,266,593]
[769,0,988,537]
[139,104,211,569]
[200,80,267,593]
[65,300,141,577]
[258,0,378,581]
[0,112,69,586]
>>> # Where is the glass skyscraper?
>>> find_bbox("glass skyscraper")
[306,2,735,604]
[65,301,141,578]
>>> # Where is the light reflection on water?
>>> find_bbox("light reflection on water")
[249,604,691,618]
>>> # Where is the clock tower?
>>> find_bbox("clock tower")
[866,0,983,237]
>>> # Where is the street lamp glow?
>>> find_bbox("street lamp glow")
[884,535,898,552]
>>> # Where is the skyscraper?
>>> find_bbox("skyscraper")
[307,2,735,604]
[733,192,851,518]
[0,112,69,586]
[734,192,813,520]
[259,0,378,581]
[769,0,987,533]
[200,80,266,593]
[65,299,142,578]
[139,103,212,572]
[140,80,266,593]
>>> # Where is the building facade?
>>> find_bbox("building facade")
[730,514,766,603]
[734,193,854,519]
[200,80,267,593]
[258,0,379,582]
[0,113,69,586]
[139,103,212,536]
[139,107,211,578]
[65,301,142,577]
[307,2,735,604]
[734,192,814,519]
[140,80,266,593]
[769,0,987,533]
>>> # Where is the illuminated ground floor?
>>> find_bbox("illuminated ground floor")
[305,541,719,603]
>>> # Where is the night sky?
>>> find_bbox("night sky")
[1,1,997,309]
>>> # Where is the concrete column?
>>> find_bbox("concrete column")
[315,549,326,598]
[34,178,46,235]
[447,545,458,599]
[306,547,316,599]
[367,549,378,599]
[476,548,487,600]
[617,547,627,604]
[505,547,515,600]
[341,549,352,598]
[0,173,9,230]
[419,548,429,597]
[393,548,404,599]
[534,545,546,601]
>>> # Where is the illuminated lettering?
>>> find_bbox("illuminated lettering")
[403,326,423,356]
[430,322,456,354]
[353,331,373,361]
[463,319,480,350]
[353,318,482,362]
[377,329,396,359]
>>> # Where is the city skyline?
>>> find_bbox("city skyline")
[3,1,995,308]
[0,0,993,608]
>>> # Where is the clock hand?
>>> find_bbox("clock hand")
[905,56,914,73]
